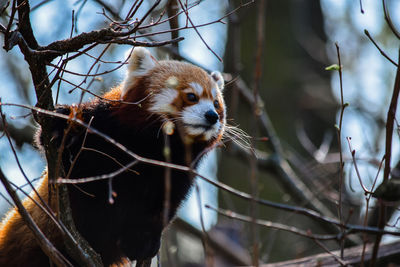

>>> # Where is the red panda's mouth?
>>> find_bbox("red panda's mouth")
[183,123,213,131]
[181,123,221,141]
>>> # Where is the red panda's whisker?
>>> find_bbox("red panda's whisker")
[223,124,252,150]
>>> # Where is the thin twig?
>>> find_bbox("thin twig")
[207,205,343,241]
[334,42,347,258]
[176,0,222,61]
[162,131,172,228]
[195,182,215,266]
[346,137,373,194]
[382,0,400,40]
[361,156,384,266]
[359,0,364,13]
[312,237,348,266]
[364,30,397,67]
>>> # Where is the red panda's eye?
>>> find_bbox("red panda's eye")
[186,93,198,102]
[214,100,220,109]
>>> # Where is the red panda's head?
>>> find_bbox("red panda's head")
[120,47,226,143]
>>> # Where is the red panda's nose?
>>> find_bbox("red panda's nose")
[205,110,219,125]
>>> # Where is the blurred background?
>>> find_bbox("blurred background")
[1,0,400,266]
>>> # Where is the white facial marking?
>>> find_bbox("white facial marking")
[165,76,179,88]
[189,82,204,96]
[211,87,217,99]
[148,88,178,114]
[183,88,193,94]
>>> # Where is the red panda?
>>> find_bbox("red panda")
[0,47,226,266]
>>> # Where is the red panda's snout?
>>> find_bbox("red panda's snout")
[180,98,225,141]
[122,47,226,142]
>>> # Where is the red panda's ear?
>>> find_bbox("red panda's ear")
[211,71,224,91]
[122,47,158,98]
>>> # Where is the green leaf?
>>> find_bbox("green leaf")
[325,64,340,71]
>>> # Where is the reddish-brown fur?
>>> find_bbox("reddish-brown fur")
[0,174,64,267]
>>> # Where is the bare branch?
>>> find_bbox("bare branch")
[382,0,400,40]
[207,205,342,241]
[260,240,400,267]
[364,30,398,67]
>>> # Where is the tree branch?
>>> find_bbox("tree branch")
[261,240,400,267]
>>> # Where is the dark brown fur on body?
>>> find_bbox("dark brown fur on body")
[55,100,206,265]
[0,48,225,266]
